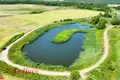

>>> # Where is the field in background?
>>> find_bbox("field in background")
[0,4,59,16]
[0,6,101,52]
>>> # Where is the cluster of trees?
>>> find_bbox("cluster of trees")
[0,0,110,11]
[91,14,107,29]
[111,14,120,25]
[113,6,120,10]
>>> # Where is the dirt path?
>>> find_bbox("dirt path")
[79,25,114,79]
[0,25,114,79]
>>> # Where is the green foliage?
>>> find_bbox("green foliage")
[86,27,120,80]
[52,28,87,44]
[96,18,107,29]
[113,6,120,10]
[0,1,110,11]
[102,11,112,18]
[111,14,120,25]
[91,16,100,25]
[70,70,80,80]
[30,10,43,14]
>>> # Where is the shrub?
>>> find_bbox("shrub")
[102,11,112,18]
[96,18,107,29]
[111,14,120,25]
[91,16,100,25]
[30,11,43,14]
[70,70,80,80]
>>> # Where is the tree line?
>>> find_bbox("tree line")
[0,0,110,11]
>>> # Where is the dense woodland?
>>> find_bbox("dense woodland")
[0,0,111,11]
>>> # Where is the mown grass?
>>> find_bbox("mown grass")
[52,28,87,44]
[70,29,104,70]
[86,26,120,80]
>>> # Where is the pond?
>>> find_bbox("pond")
[22,23,90,67]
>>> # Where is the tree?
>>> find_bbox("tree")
[96,18,107,29]
[102,11,112,18]
[70,70,80,80]
[91,16,100,25]
[111,14,120,25]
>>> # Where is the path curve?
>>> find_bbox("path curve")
[0,25,114,79]
[79,25,114,79]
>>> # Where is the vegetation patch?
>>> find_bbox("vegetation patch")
[0,33,24,52]
[86,27,120,80]
[52,28,87,44]
[70,29,104,70]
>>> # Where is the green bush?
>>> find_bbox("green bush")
[70,70,80,80]
[30,11,43,14]
[96,18,107,29]
[102,11,112,18]
[91,16,100,25]
[111,14,120,25]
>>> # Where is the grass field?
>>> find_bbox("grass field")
[0,6,101,52]
[0,4,59,16]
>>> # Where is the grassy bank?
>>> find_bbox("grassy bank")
[0,33,24,52]
[0,61,67,80]
[52,28,87,44]
[86,27,120,80]
[70,29,104,70]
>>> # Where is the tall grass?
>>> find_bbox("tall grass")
[52,28,87,44]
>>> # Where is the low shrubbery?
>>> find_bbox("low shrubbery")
[90,14,107,29]
[30,10,44,14]
[70,70,80,80]
[111,14,120,25]
[52,28,87,44]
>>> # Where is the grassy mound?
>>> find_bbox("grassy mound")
[52,28,87,44]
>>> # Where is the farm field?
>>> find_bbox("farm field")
[0,6,101,52]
